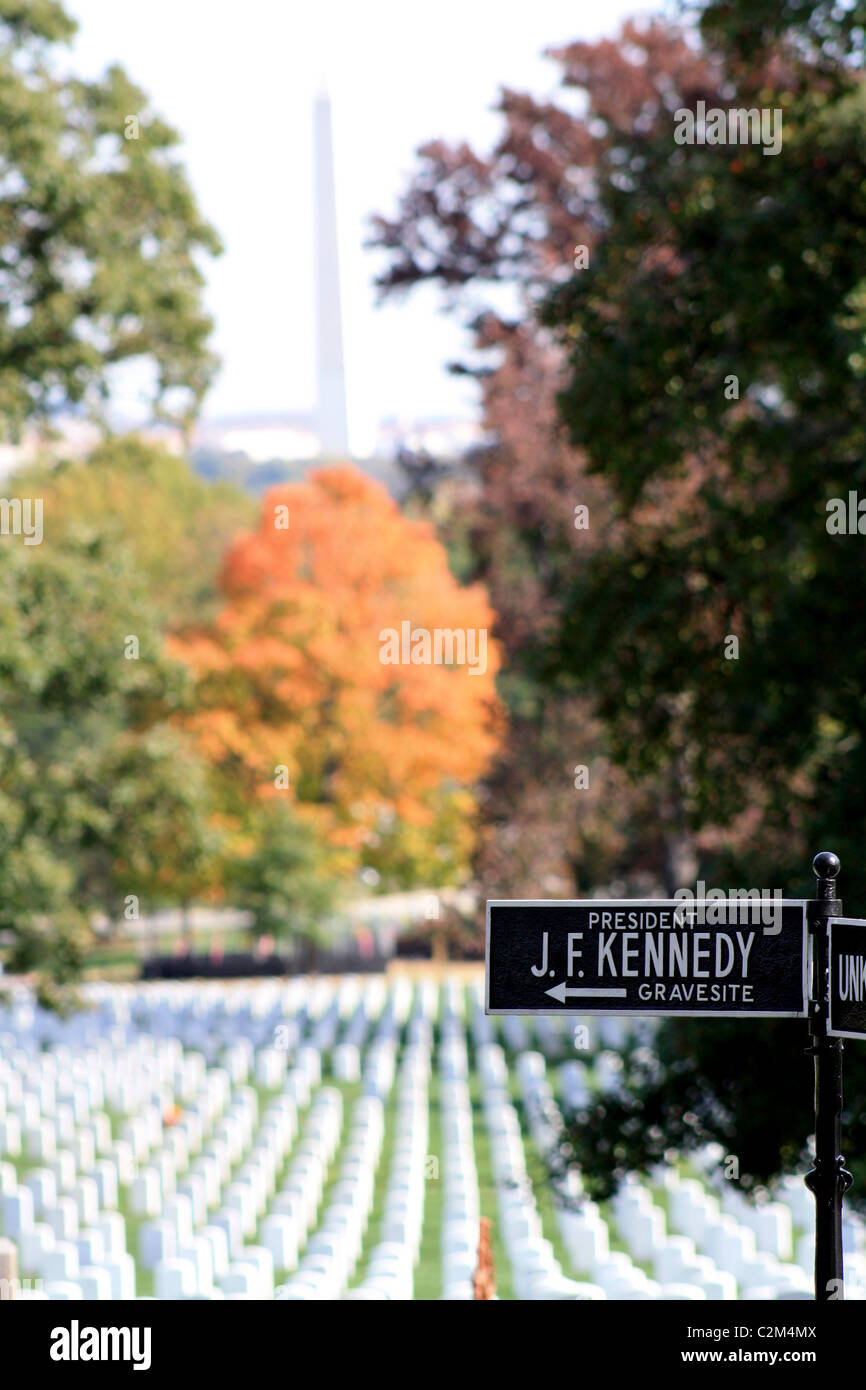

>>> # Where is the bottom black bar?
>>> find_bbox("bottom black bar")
[5,1298,861,1375]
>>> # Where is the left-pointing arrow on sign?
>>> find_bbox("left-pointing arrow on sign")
[545,981,628,1003]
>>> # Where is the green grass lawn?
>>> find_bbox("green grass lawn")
[346,1083,405,1290]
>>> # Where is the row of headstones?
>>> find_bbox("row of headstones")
[277,1090,380,1299]
[498,1011,653,1064]
[439,993,483,1300]
[278,989,439,1298]
[682,1153,866,1298]
[540,1046,865,1300]
[0,987,593,1303]
[0,983,307,1064]
[470,994,621,1300]
[462,984,664,1301]
[485,985,866,1296]
[150,1081,277,1298]
[473,1033,598,1300]
[0,977,402,1077]
[2,978,643,1073]
[0,991,341,1298]
[15,975,844,1301]
[0,1032,229,1300]
[514,1021,866,1302]
[344,1027,433,1300]
[149,1039,347,1297]
[202,979,439,1298]
[511,1047,753,1299]
[306,976,418,1062]
[512,1049,713,1299]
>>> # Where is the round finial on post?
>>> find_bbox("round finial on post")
[813,852,840,881]
[813,851,840,903]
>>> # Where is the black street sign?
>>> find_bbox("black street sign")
[485,899,809,1017]
[828,917,866,1040]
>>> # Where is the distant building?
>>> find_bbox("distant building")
[374,415,489,460]
[195,413,319,464]
[192,410,485,471]
[0,416,184,479]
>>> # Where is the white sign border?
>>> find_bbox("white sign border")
[485,898,810,1019]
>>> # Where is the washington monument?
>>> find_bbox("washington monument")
[313,89,350,458]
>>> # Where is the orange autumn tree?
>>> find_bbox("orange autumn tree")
[172,466,503,891]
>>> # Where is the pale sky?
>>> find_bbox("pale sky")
[65,0,667,455]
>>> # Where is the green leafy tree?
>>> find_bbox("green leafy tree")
[539,23,866,887]
[0,529,217,992]
[227,800,340,945]
[0,0,221,435]
[552,1016,866,1215]
[538,2,866,1204]
[11,434,255,628]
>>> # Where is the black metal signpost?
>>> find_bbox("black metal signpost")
[485,851,858,1301]
[805,853,853,1303]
